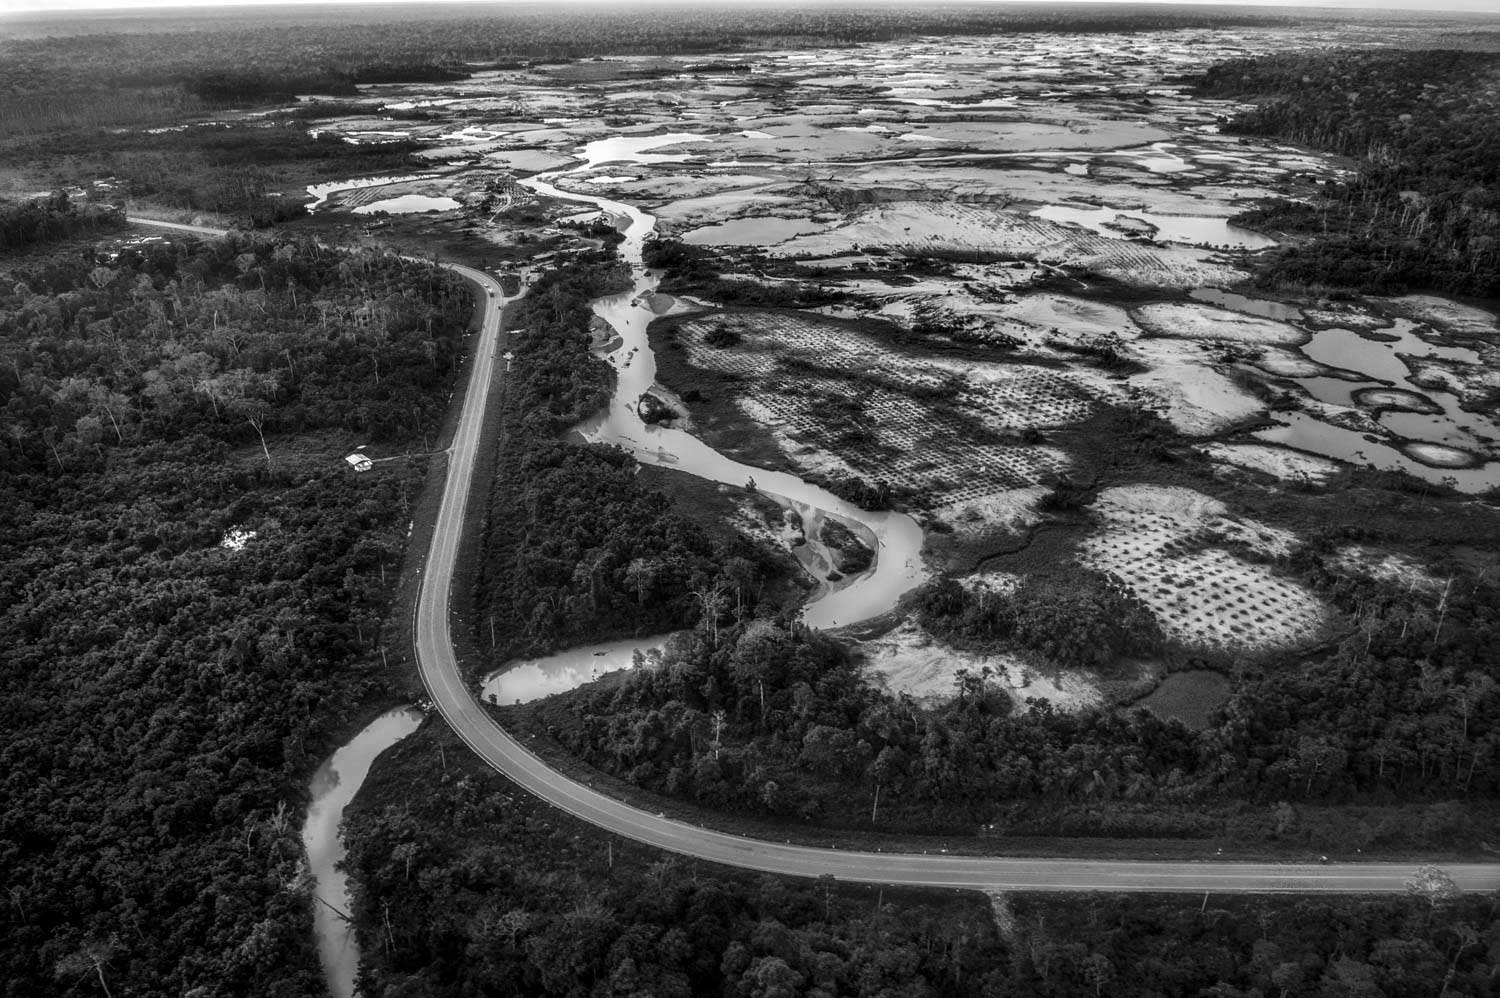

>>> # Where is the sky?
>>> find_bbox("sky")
[3,0,1499,12]
[3,0,1498,12]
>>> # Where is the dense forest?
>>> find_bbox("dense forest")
[344,722,1500,997]
[527,551,1500,848]
[471,251,799,667]
[1194,48,1500,296]
[2,123,418,229]
[0,231,472,996]
[0,192,126,254]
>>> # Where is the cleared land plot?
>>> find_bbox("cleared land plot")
[772,202,1246,289]
[1078,485,1326,653]
[1200,443,1340,485]
[857,619,1102,710]
[1136,670,1232,730]
[1388,295,1499,339]
[1330,545,1441,593]
[1132,303,1307,346]
[671,309,1084,505]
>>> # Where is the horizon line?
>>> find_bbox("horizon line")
[5,0,1500,17]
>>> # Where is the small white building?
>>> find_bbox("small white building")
[344,454,373,473]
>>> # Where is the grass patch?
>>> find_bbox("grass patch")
[1133,669,1233,730]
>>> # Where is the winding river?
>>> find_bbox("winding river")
[522,156,929,631]
[302,145,929,988]
[303,707,423,998]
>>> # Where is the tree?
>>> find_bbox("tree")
[54,937,120,998]
[1405,865,1461,912]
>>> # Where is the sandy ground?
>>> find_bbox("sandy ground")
[770,202,1247,289]
[1133,303,1306,345]
[857,618,1102,710]
[1200,442,1340,484]
[1078,485,1325,651]
[1331,545,1442,593]
[1127,339,1265,435]
[929,486,1049,536]
[1387,295,1498,339]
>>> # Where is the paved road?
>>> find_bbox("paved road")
[128,216,1500,895]
[128,216,232,237]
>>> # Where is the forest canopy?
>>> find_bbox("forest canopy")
[0,231,473,996]
[1194,48,1500,296]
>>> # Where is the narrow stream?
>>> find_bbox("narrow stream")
[303,707,423,998]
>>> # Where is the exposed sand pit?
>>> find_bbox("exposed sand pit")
[1245,347,1326,378]
[857,618,1102,710]
[1078,485,1325,652]
[682,216,831,246]
[1388,296,1499,340]
[1330,545,1442,593]
[1301,307,1390,332]
[1133,303,1306,346]
[1200,443,1339,484]
[1353,388,1441,414]
[930,485,1048,537]
[1127,339,1265,436]
[1032,203,1275,249]
[1402,441,1482,469]
[352,194,461,214]
[771,202,1246,288]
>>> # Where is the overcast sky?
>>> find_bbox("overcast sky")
[4,0,1498,14]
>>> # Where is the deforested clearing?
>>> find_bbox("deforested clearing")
[770,202,1246,288]
[1331,545,1442,593]
[1200,442,1341,483]
[674,310,1081,505]
[1133,303,1307,345]
[857,618,1102,710]
[1127,339,1266,435]
[1388,295,1499,338]
[1078,485,1326,652]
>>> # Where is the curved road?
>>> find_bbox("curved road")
[128,216,1500,895]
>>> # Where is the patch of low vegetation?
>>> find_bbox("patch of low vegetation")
[819,518,873,574]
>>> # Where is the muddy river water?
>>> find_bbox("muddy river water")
[303,707,423,998]
[524,156,930,631]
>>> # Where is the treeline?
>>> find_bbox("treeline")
[184,63,469,105]
[0,237,473,994]
[0,192,126,254]
[3,122,418,228]
[1193,48,1500,296]
[345,723,1500,997]
[344,724,999,997]
[471,253,796,665]
[1,231,471,474]
[529,554,1500,845]
[529,619,1202,831]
